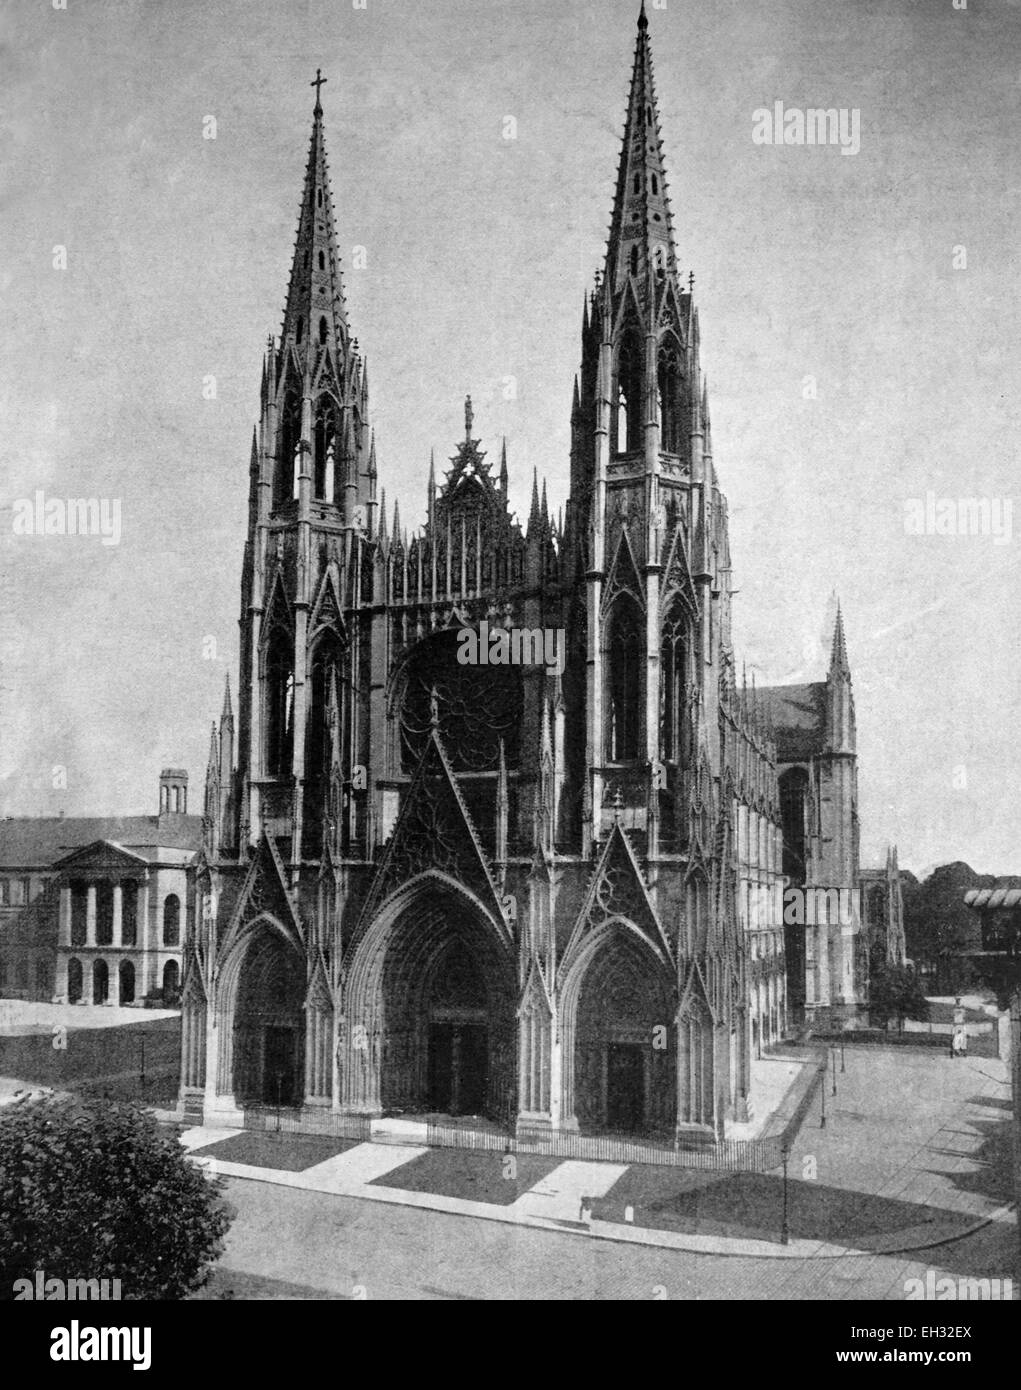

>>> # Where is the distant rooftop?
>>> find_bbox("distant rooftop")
[0,816,204,869]
[757,682,827,762]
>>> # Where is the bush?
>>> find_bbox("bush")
[0,1094,233,1300]
[869,962,929,1031]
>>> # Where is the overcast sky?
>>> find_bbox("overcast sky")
[1,0,1019,876]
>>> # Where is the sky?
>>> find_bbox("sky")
[1,0,1019,876]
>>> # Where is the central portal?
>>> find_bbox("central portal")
[375,890,515,1122]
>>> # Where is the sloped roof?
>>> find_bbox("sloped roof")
[758,682,828,763]
[0,816,204,869]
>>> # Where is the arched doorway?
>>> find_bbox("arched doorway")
[67,957,83,1004]
[569,927,676,1136]
[119,960,135,1005]
[347,881,516,1121]
[232,928,305,1107]
[92,959,109,1005]
[162,959,180,1001]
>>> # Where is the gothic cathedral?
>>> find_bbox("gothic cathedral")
[183,7,864,1143]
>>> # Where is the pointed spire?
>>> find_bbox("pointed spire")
[829,602,850,678]
[499,438,508,494]
[527,467,541,535]
[427,448,437,523]
[206,721,219,772]
[378,488,387,548]
[605,5,677,293]
[368,430,377,478]
[571,374,581,422]
[249,427,259,472]
[280,79,351,356]
[391,497,402,548]
[540,478,549,526]
[221,674,233,724]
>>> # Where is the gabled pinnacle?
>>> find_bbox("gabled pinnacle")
[249,427,259,472]
[368,430,377,478]
[540,478,549,526]
[605,6,677,294]
[221,674,233,724]
[378,488,387,548]
[206,722,219,773]
[829,602,851,678]
[391,497,402,547]
[280,86,351,359]
[499,439,508,493]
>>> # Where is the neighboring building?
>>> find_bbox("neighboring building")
[759,611,866,1022]
[180,8,868,1142]
[861,846,906,973]
[0,771,202,1006]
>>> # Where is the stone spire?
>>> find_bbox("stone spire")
[605,4,678,293]
[829,602,850,680]
[279,74,351,356]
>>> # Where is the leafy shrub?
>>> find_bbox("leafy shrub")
[0,1094,233,1300]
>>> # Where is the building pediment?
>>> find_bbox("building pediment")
[53,840,150,873]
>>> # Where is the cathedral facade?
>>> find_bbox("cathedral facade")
[181,8,863,1143]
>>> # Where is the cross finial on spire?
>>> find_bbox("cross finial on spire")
[311,68,327,113]
[465,394,473,440]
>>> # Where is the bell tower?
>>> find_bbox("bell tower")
[234,75,378,868]
[567,2,708,859]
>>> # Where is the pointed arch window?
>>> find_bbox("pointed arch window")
[275,391,301,508]
[606,598,643,762]
[633,173,640,195]
[318,316,328,345]
[303,627,345,855]
[630,245,639,277]
[660,604,687,764]
[318,250,325,270]
[614,330,643,455]
[657,340,683,454]
[265,626,295,777]
[296,317,304,344]
[314,399,338,502]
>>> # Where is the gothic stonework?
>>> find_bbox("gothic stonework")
[184,8,865,1143]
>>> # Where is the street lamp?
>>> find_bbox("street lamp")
[820,1056,827,1129]
[831,1045,837,1097]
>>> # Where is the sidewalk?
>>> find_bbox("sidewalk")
[179,1045,1016,1260]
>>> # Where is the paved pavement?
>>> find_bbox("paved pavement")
[181,1045,1017,1272]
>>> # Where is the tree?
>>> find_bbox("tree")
[0,1094,233,1300]
[869,962,929,1031]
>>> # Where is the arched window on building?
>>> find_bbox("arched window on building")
[163,894,180,948]
[265,627,295,777]
[36,958,51,999]
[614,330,643,455]
[657,339,683,453]
[67,957,83,1004]
[606,598,643,762]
